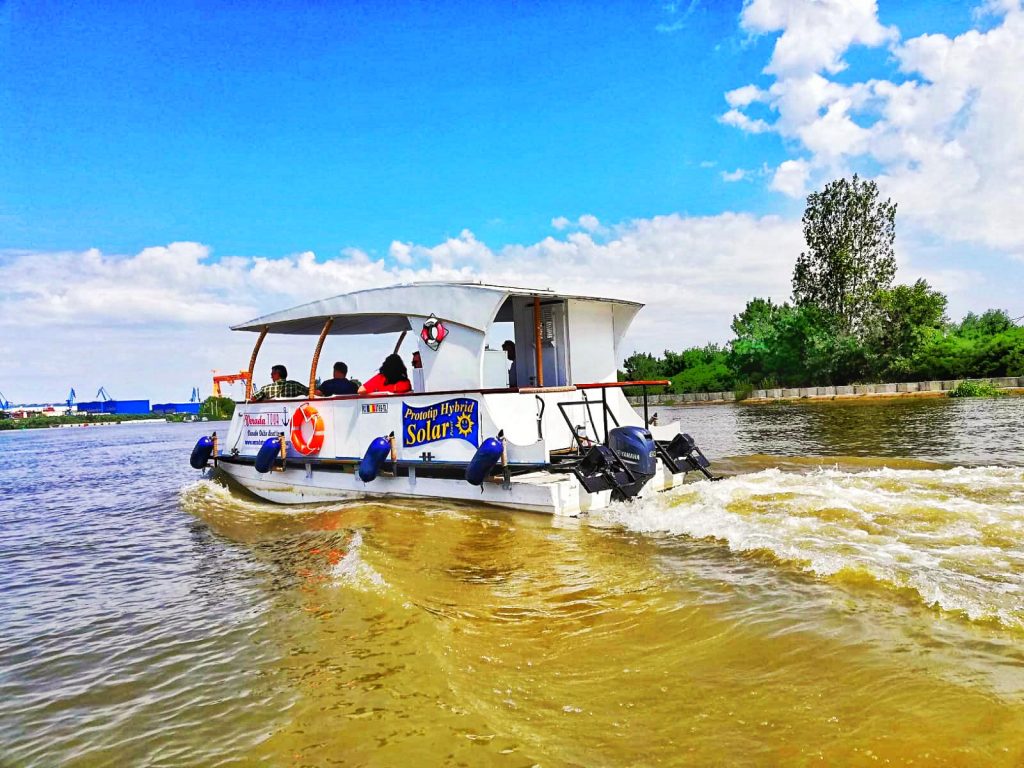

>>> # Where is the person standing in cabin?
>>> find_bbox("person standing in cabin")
[252,364,309,400]
[501,340,517,388]
[317,361,359,396]
[411,351,425,392]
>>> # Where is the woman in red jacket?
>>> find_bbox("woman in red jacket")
[359,353,413,395]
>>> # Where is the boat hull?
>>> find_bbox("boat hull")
[216,458,688,516]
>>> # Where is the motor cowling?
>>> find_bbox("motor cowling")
[608,426,657,483]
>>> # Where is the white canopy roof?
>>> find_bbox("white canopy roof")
[232,281,643,335]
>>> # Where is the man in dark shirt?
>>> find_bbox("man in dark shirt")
[501,340,518,388]
[318,361,359,396]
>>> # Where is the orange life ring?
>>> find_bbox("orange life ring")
[290,403,325,456]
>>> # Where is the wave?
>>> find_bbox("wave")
[179,479,389,592]
[324,530,387,591]
[595,466,1024,630]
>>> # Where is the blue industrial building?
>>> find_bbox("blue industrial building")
[76,399,151,415]
[152,402,201,415]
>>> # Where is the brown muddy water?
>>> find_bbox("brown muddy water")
[2,397,1023,766]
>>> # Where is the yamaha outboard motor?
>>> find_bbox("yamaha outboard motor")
[574,426,658,501]
[607,426,657,498]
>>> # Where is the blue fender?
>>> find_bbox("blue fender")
[255,437,282,473]
[359,436,392,482]
[465,437,504,486]
[189,436,214,469]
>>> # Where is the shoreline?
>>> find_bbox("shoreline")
[716,388,1023,406]
[0,417,171,432]
[630,376,1024,407]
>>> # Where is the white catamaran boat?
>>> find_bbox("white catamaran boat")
[189,282,715,516]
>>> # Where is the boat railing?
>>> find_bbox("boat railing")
[236,380,668,406]
[576,380,670,431]
[549,381,668,448]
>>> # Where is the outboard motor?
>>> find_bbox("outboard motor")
[573,426,657,501]
[659,432,717,480]
[607,426,657,497]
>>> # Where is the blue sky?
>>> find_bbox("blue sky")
[1,0,1022,401]
[3,0,765,255]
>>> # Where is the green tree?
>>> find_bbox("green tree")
[971,327,1024,377]
[793,174,897,333]
[729,299,825,385]
[200,396,236,420]
[956,309,1014,337]
[670,358,734,393]
[729,298,781,343]
[867,279,948,380]
[729,298,869,386]
[909,333,975,380]
[622,352,663,381]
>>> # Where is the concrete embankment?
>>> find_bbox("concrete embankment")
[627,376,1024,406]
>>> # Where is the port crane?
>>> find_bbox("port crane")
[96,386,112,401]
[0,391,9,411]
[190,387,201,403]
[211,370,250,398]
[65,388,77,414]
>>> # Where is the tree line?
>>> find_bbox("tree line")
[624,176,1024,394]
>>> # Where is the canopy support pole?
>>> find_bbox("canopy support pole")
[392,329,408,354]
[245,327,269,402]
[309,318,334,396]
[533,296,544,387]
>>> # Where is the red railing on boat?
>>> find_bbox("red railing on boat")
[242,380,670,403]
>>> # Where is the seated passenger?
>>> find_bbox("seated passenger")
[252,364,309,401]
[318,361,359,396]
[359,353,412,395]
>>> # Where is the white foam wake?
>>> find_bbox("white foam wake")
[596,466,1024,629]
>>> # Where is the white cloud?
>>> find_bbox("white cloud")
[770,159,810,196]
[720,108,771,133]
[741,0,897,77]
[725,84,768,108]
[550,214,606,234]
[656,0,699,33]
[0,214,803,402]
[722,0,1024,253]
[389,240,413,265]
[721,168,748,182]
